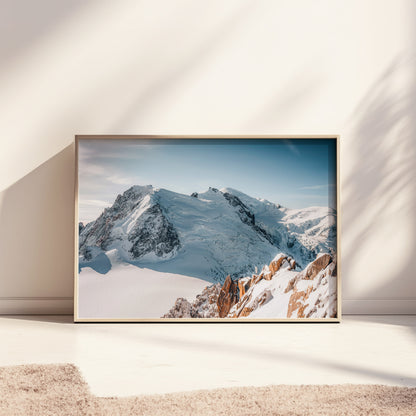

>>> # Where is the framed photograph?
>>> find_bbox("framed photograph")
[74,136,340,322]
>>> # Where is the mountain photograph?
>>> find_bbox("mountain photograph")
[76,138,338,320]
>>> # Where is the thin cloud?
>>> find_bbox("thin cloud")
[282,139,301,156]
[299,184,336,190]
[286,193,327,199]
[92,151,145,161]
[79,199,111,208]
[79,163,107,176]
[79,140,152,162]
[106,174,140,185]
[300,184,327,190]
[79,162,142,185]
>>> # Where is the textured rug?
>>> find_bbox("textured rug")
[0,364,415,416]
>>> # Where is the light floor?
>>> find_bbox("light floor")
[0,315,415,397]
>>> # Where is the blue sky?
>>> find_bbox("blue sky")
[78,139,337,223]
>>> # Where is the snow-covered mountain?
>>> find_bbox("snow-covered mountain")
[79,185,336,283]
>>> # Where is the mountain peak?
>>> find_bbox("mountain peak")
[220,187,241,195]
[116,185,155,204]
[221,187,282,210]
[79,184,336,280]
[125,184,154,195]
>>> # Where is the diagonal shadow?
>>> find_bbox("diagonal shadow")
[0,0,86,70]
[0,145,75,298]
[109,1,256,131]
[342,54,416,312]
[69,319,416,387]
[342,0,416,309]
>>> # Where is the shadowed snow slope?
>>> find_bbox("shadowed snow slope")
[78,265,208,319]
[79,185,336,283]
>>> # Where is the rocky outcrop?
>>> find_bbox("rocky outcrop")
[217,276,239,318]
[286,254,337,318]
[222,191,276,246]
[164,275,234,319]
[238,277,251,298]
[163,298,198,318]
[80,186,152,252]
[163,284,221,318]
[128,203,180,259]
[227,253,297,318]
[269,254,296,275]
[269,254,286,275]
[193,284,221,318]
[79,186,182,273]
[164,251,336,319]
[287,287,314,318]
[222,192,255,226]
[228,252,336,319]
[303,253,331,280]
[250,254,296,285]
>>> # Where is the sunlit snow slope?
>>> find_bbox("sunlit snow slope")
[79,185,336,283]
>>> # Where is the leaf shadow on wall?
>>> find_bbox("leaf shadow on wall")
[0,144,75,299]
[342,53,416,316]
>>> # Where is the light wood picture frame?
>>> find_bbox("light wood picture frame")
[74,136,340,322]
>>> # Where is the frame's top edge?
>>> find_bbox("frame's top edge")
[75,135,340,140]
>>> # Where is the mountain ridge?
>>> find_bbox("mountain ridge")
[79,185,336,283]
[163,252,337,319]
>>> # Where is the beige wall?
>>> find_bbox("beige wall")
[0,0,415,314]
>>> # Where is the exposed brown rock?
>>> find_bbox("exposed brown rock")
[263,270,273,281]
[285,277,297,293]
[285,257,337,319]
[239,307,253,317]
[258,292,270,306]
[208,294,217,304]
[304,254,332,280]
[297,304,309,318]
[237,279,245,298]
[238,278,251,299]
[287,286,313,318]
[217,275,239,318]
[269,256,286,275]
[251,273,263,285]
[233,289,273,318]
[306,307,317,318]
[230,292,253,318]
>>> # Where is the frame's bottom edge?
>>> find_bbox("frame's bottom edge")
[73,317,341,323]
[1,298,415,316]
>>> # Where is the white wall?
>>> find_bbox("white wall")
[0,0,415,314]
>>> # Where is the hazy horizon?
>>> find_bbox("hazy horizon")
[78,139,337,223]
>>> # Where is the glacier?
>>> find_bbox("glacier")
[79,185,336,284]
